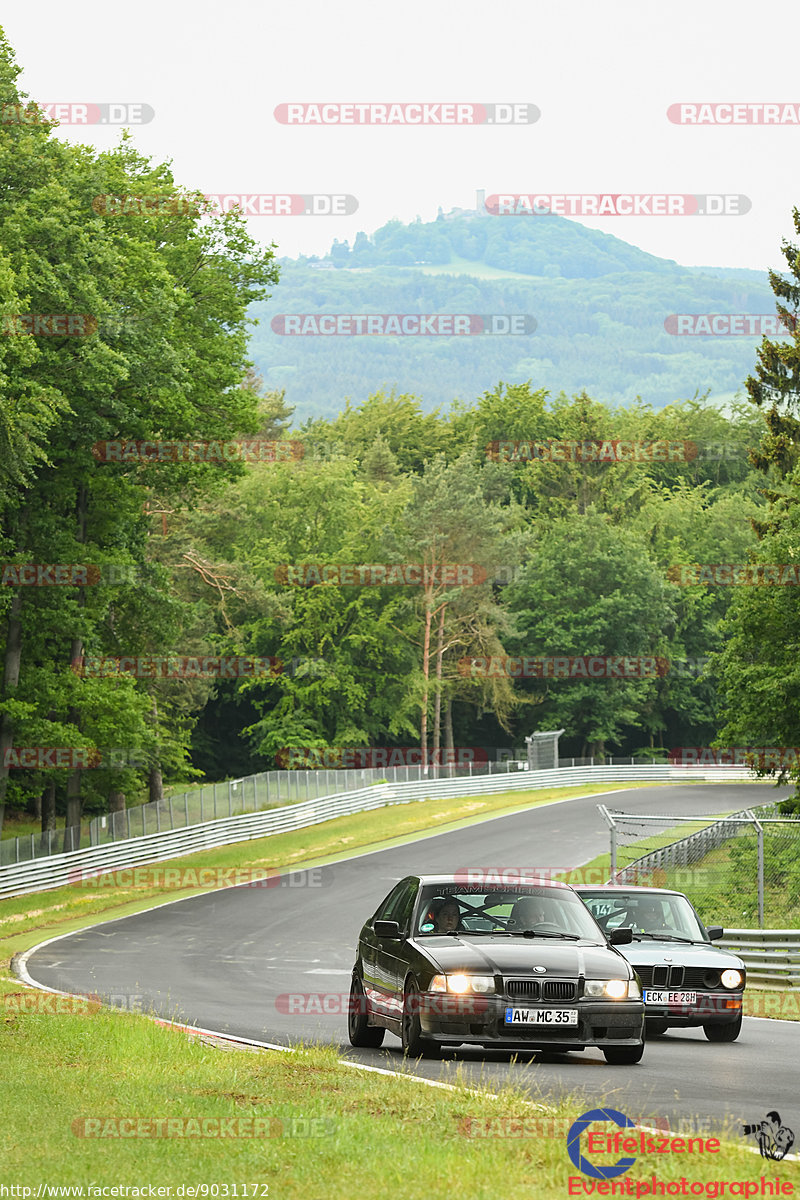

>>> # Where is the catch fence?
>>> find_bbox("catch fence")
[599,802,800,929]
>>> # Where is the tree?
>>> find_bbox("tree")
[507,509,673,756]
[0,34,279,837]
[712,210,800,795]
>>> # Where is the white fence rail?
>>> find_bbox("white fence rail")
[0,763,755,900]
[718,930,800,986]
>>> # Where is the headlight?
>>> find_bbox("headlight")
[584,978,635,999]
[430,974,495,994]
[721,969,743,989]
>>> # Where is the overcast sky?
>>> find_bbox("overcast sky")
[4,2,799,273]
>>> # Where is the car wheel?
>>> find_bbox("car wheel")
[401,978,440,1058]
[646,1019,669,1036]
[602,1043,645,1065]
[347,972,385,1048]
[703,1013,742,1042]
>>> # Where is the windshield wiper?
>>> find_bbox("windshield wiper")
[519,930,582,940]
[631,933,695,944]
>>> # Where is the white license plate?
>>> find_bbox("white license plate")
[504,1007,578,1025]
[644,990,697,1005]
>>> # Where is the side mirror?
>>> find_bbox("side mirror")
[374,919,403,940]
[706,926,723,941]
[609,927,634,945]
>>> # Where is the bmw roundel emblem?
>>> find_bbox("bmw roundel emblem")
[533,966,546,974]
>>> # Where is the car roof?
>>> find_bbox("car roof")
[414,874,572,891]
[572,884,686,897]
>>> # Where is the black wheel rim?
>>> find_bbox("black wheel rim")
[403,982,419,1047]
[349,977,362,1038]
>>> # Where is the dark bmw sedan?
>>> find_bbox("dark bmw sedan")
[574,886,746,1041]
[348,874,645,1062]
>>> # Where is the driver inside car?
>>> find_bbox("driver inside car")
[634,897,673,933]
[508,896,551,930]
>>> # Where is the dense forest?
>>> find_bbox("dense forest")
[2,29,800,842]
[248,210,775,419]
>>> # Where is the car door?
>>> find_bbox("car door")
[373,878,420,1023]
[361,880,409,1017]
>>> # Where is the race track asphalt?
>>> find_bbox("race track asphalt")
[23,783,799,1135]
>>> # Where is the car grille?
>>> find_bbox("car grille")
[506,979,540,999]
[637,965,684,988]
[636,964,733,989]
[504,979,577,1002]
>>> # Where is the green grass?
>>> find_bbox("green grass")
[1,988,786,1196]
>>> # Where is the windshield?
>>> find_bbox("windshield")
[579,890,708,941]
[415,884,606,940]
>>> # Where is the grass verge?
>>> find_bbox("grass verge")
[1,994,790,1197]
[2,780,796,1192]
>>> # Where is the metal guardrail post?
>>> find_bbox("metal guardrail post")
[597,805,617,879]
[228,780,233,817]
[745,810,765,929]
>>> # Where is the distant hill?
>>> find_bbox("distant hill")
[248,205,775,421]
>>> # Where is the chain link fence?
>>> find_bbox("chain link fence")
[599,802,800,929]
[1,752,666,868]
[0,758,539,867]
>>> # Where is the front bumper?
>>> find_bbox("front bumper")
[418,993,644,1047]
[643,990,743,1026]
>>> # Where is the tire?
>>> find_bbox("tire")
[646,1019,669,1037]
[348,972,385,1048]
[401,978,441,1058]
[703,1013,742,1043]
[602,1042,645,1065]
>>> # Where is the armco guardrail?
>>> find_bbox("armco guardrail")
[719,930,800,987]
[0,763,754,899]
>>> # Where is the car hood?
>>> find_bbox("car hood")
[619,940,745,969]
[418,936,632,978]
